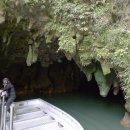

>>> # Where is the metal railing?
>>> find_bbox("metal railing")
[9,104,14,130]
[0,95,5,130]
[3,106,7,130]
[0,95,14,130]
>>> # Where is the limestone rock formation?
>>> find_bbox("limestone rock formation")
[0,0,130,128]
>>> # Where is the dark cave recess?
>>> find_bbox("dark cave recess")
[0,58,83,96]
[0,57,125,102]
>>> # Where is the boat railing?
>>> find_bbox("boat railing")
[0,95,15,130]
[3,105,7,130]
[9,103,15,130]
[0,95,5,130]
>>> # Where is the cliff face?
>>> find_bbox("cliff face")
[0,0,130,128]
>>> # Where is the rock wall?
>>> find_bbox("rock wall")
[0,0,129,128]
[0,58,83,97]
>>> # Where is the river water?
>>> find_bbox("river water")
[44,91,126,130]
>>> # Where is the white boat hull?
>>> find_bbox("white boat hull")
[6,99,84,130]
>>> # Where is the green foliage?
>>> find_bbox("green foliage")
[59,33,76,60]
[1,0,130,99]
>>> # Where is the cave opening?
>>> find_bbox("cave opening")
[0,57,125,103]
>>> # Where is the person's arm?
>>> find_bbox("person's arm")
[1,91,7,97]
[2,84,11,91]
[0,90,3,95]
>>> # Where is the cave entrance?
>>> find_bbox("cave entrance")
[0,57,124,102]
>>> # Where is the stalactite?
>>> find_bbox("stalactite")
[26,45,33,66]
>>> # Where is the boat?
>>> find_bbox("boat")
[5,98,84,130]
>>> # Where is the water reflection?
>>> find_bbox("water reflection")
[44,92,126,130]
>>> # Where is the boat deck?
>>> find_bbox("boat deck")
[8,105,65,130]
[6,99,84,130]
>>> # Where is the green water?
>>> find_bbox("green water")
[43,92,126,130]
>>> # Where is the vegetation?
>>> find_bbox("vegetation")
[0,0,130,106]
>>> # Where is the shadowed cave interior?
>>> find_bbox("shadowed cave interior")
[0,57,125,103]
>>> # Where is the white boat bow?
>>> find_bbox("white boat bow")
[6,98,84,130]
